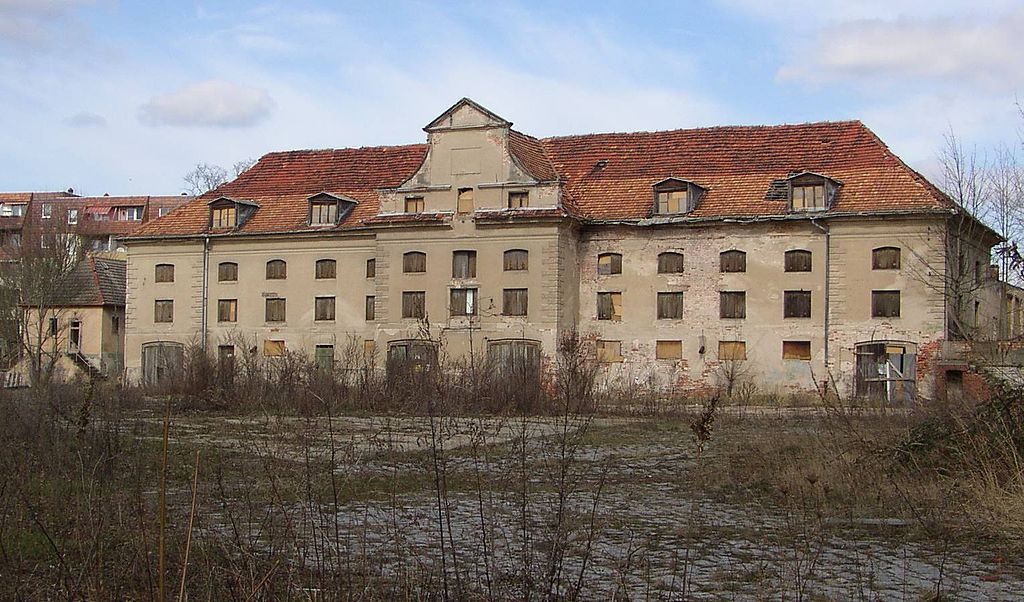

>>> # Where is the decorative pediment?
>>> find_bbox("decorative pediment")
[424,97,512,132]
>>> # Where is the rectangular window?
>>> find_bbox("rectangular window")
[218,262,238,282]
[315,259,336,279]
[403,252,426,273]
[41,204,52,219]
[363,340,376,358]
[719,341,747,361]
[48,317,57,337]
[457,188,474,213]
[154,300,174,323]
[265,260,287,280]
[125,206,143,221]
[597,292,622,321]
[657,292,684,319]
[218,345,235,377]
[158,207,170,217]
[791,184,825,210]
[657,190,687,214]
[783,290,812,318]
[365,296,375,321]
[785,251,812,272]
[597,253,622,275]
[596,340,623,363]
[450,288,477,316]
[0,203,25,217]
[656,340,682,360]
[263,340,285,357]
[508,191,529,209]
[871,290,901,318]
[720,251,746,273]
[402,291,426,319]
[212,206,236,228]
[504,249,528,271]
[366,258,376,278]
[658,252,684,274]
[719,291,746,319]
[782,341,812,360]
[310,203,337,225]
[67,209,79,225]
[315,345,335,370]
[217,299,237,323]
[872,247,901,270]
[154,264,174,283]
[405,196,424,213]
[314,296,336,321]
[452,250,477,278]
[68,320,81,352]
[265,298,286,322]
[503,288,528,316]
[111,315,120,334]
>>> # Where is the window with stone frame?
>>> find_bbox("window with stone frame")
[366,258,376,278]
[720,250,747,273]
[449,288,477,316]
[508,191,529,209]
[597,292,622,321]
[719,291,746,319]
[402,291,426,319]
[218,262,238,282]
[872,247,901,270]
[266,259,287,280]
[597,253,622,275]
[657,252,684,274]
[718,340,747,360]
[784,250,812,272]
[217,299,237,323]
[314,296,336,321]
[657,292,684,319]
[871,290,901,318]
[154,264,174,283]
[403,251,426,273]
[405,196,424,213]
[315,259,336,279]
[365,296,375,321]
[452,250,477,278]
[502,288,528,316]
[265,298,286,322]
[783,290,812,318]
[154,300,174,323]
[504,249,529,271]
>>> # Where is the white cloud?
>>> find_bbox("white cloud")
[716,0,1018,23]
[0,0,92,51]
[138,80,275,128]
[63,111,106,127]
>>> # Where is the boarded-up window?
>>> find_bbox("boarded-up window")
[315,259,336,279]
[365,296,375,321]
[263,340,285,357]
[508,191,529,209]
[504,249,528,271]
[783,341,811,360]
[457,188,474,213]
[402,291,426,319]
[142,342,184,385]
[212,206,236,228]
[872,247,901,270]
[503,288,528,316]
[597,253,622,275]
[657,252,684,274]
[310,202,337,225]
[315,345,334,369]
[719,291,746,319]
[719,340,747,360]
[784,290,812,318]
[405,196,424,213]
[871,290,901,318]
[154,300,173,323]
[314,296,335,321]
[597,292,622,321]
[218,262,238,282]
[387,340,438,375]
[656,189,688,214]
[266,259,287,280]
[450,288,477,316]
[784,250,812,272]
[155,264,174,283]
[403,251,426,273]
[452,250,477,278]
[366,258,376,278]
[656,340,682,360]
[265,298,286,322]
[657,292,684,319]
[791,183,825,210]
[720,250,747,273]
[217,299,237,322]
[596,340,623,363]
[363,340,376,358]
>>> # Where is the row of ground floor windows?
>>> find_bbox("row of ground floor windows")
[595,339,812,362]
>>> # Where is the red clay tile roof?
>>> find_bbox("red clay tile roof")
[0,191,77,203]
[128,120,955,238]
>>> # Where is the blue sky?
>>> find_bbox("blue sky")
[1,0,1021,195]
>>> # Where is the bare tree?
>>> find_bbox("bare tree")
[183,162,229,196]
[232,158,256,177]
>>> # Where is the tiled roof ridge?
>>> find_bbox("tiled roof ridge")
[539,119,866,142]
[260,142,429,157]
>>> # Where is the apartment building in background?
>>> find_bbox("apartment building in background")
[122,98,1023,401]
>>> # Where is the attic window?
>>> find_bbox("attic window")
[208,197,258,229]
[789,173,837,212]
[308,193,356,226]
[212,206,236,228]
[311,202,337,225]
[653,179,704,215]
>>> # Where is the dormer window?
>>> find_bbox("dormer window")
[212,206,236,228]
[208,197,258,229]
[311,203,337,224]
[508,191,529,209]
[653,178,704,215]
[307,192,357,226]
[788,173,839,212]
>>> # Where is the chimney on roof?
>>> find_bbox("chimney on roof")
[103,193,109,197]
[66,188,74,195]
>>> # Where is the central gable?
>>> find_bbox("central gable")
[424,97,512,132]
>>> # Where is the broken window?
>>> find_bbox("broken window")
[719,291,746,319]
[656,340,682,360]
[450,288,477,316]
[596,340,623,363]
[503,288,528,316]
[266,259,287,280]
[718,340,747,361]
[315,345,335,370]
[657,292,684,319]
[67,209,78,225]
[784,250,812,272]
[791,182,826,211]
[457,188,474,213]
[218,262,238,282]
[111,315,120,334]
[658,252,684,274]
[48,317,57,337]
[387,340,437,375]
[653,180,702,214]
[597,292,622,321]
[402,291,426,319]
[217,299,237,322]
[854,341,917,403]
[508,191,529,209]
[487,339,541,385]
[315,259,336,279]
[310,202,338,225]
[782,340,811,360]
[154,300,174,323]
[403,251,426,273]
[452,250,477,278]
[784,290,811,318]
[263,340,285,357]
[504,249,528,271]
[265,298,286,322]
[154,263,174,283]
[211,206,236,228]
[720,250,747,273]
[365,296,375,321]
[315,296,335,321]
[366,258,376,278]
[597,253,622,275]
[872,247,901,270]
[871,290,901,318]
[405,196,424,213]
[68,319,81,353]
